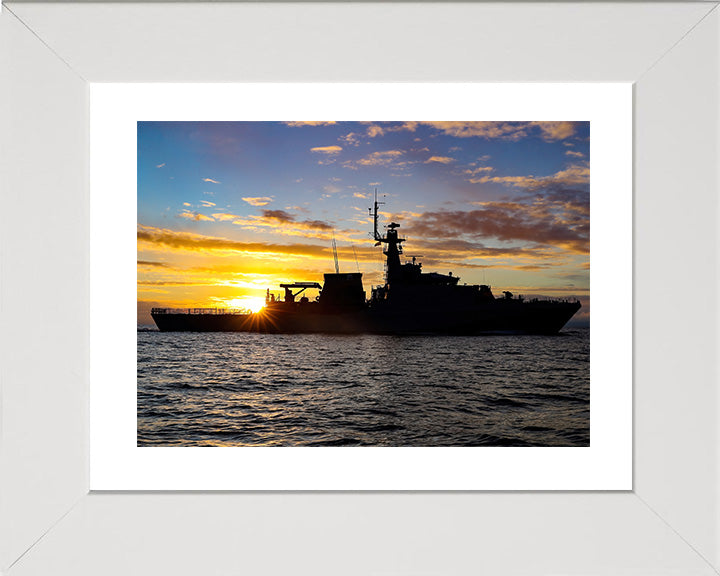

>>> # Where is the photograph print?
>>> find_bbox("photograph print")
[137,121,589,447]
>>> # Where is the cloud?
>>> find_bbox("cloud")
[408,238,557,261]
[229,209,335,237]
[259,209,334,231]
[353,192,368,199]
[183,202,192,207]
[420,122,528,140]
[530,122,577,141]
[425,156,455,164]
[565,150,585,158]
[179,211,215,222]
[347,150,407,169]
[473,164,589,190]
[284,121,337,127]
[339,132,361,147]
[156,163,165,168]
[260,209,295,223]
[212,212,242,221]
[138,225,331,258]
[365,122,418,138]
[137,260,169,268]
[310,145,342,154]
[200,201,216,207]
[406,197,589,254]
[242,197,273,207]
[464,166,495,182]
[138,280,217,286]
[372,121,580,142]
[202,178,221,184]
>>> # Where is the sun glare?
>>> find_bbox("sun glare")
[225,296,265,313]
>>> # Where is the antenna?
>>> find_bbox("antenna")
[331,232,340,274]
[368,187,385,241]
[352,244,360,273]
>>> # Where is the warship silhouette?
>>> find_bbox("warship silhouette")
[152,193,581,334]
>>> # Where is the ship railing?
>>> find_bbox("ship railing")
[525,297,580,304]
[151,307,249,315]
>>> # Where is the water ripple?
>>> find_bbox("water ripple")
[137,329,589,446]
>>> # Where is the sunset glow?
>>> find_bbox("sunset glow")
[138,121,590,326]
[223,296,266,313]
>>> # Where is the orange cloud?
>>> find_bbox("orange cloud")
[138,225,331,258]
[137,260,169,268]
[179,211,214,222]
[527,122,576,141]
[371,121,580,142]
[212,213,241,221]
[474,164,589,189]
[242,197,273,207]
[311,145,342,154]
[351,150,405,168]
[285,121,337,127]
[425,156,455,164]
[230,209,336,239]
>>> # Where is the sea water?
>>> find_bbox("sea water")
[137,328,589,447]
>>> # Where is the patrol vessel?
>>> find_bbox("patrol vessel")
[152,194,581,334]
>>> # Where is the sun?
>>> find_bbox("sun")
[225,296,266,313]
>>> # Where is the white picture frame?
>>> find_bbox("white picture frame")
[1,2,718,574]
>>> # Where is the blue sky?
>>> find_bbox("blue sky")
[137,121,590,323]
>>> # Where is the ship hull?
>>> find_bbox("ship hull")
[151,301,581,335]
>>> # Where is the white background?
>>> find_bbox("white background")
[90,83,632,490]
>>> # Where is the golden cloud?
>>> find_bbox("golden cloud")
[285,121,337,127]
[179,212,215,222]
[138,225,331,258]
[425,156,455,164]
[311,145,342,154]
[474,164,589,189]
[376,121,581,142]
[352,150,405,168]
[242,197,273,207]
[212,213,241,221]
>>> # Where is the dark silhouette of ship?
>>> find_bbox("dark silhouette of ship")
[152,193,581,334]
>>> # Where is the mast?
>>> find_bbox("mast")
[370,188,384,241]
[331,233,340,274]
[368,189,404,284]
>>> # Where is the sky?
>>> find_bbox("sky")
[137,121,590,325]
